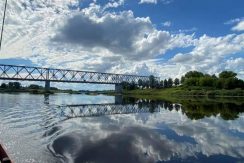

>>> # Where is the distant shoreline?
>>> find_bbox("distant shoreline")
[1,87,244,99]
[0,88,116,95]
[121,87,244,101]
[0,88,81,94]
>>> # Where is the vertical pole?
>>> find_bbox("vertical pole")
[0,0,8,51]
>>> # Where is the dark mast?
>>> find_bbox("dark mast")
[0,0,8,50]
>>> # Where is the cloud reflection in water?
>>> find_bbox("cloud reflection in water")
[47,100,244,163]
[49,126,193,163]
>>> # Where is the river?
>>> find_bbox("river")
[0,93,244,163]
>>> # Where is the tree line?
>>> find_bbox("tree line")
[0,82,21,89]
[122,75,180,90]
[181,70,244,89]
[122,70,244,90]
[0,82,58,90]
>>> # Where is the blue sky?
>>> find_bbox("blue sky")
[0,0,243,89]
[135,0,243,36]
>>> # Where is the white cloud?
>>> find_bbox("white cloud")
[52,10,154,59]
[224,17,244,25]
[232,20,244,32]
[162,21,171,27]
[226,57,244,78]
[178,27,197,33]
[225,18,244,32]
[170,34,244,77]
[103,0,125,10]
[226,57,244,69]
[139,0,173,4]
[0,1,195,76]
[0,0,243,81]
[139,0,158,4]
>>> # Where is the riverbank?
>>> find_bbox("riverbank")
[0,88,81,94]
[123,86,244,101]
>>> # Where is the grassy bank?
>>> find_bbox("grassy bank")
[123,86,244,101]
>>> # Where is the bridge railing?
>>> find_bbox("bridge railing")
[0,64,160,84]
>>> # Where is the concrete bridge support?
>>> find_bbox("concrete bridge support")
[45,80,50,91]
[115,84,123,94]
[115,95,123,104]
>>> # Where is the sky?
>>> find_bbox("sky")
[0,0,243,89]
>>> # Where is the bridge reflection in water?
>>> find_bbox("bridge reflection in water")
[58,100,181,118]
[50,95,243,121]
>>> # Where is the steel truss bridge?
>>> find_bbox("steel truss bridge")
[59,103,162,118]
[0,64,159,92]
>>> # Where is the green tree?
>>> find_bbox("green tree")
[163,79,168,88]
[223,78,238,89]
[121,82,128,90]
[160,80,164,88]
[129,81,137,90]
[215,78,225,89]
[211,74,217,79]
[219,71,237,78]
[29,84,42,89]
[0,83,7,89]
[168,78,173,87]
[181,71,204,87]
[174,78,180,86]
[50,87,58,90]
[199,77,215,87]
[8,82,14,89]
[155,80,161,88]
[13,82,21,89]
[144,80,150,88]
[184,71,204,78]
[184,78,199,86]
[149,75,155,88]
[181,76,185,84]
[236,79,244,89]
[138,79,143,88]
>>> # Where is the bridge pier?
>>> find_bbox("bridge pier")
[115,84,123,94]
[115,95,123,104]
[45,80,50,91]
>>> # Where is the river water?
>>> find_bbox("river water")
[0,93,244,163]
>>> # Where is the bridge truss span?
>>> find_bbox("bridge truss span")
[0,64,159,85]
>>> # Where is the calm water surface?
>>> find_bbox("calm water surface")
[0,93,244,163]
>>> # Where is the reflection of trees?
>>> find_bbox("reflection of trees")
[122,97,138,104]
[138,100,157,113]
[180,101,244,120]
[174,104,181,111]
[122,97,244,120]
